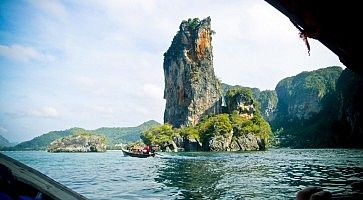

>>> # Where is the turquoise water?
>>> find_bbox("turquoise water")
[3,149,363,199]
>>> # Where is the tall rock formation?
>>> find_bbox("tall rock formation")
[163,17,222,127]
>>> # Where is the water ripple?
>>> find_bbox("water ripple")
[3,149,363,199]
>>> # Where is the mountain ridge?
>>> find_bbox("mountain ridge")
[3,120,160,151]
[0,135,11,147]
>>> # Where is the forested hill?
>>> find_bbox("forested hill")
[271,66,363,148]
[4,120,159,151]
[222,66,362,148]
[273,66,343,123]
[93,120,160,147]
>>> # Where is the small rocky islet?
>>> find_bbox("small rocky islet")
[47,133,106,153]
[141,17,271,152]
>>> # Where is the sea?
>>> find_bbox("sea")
[2,149,363,199]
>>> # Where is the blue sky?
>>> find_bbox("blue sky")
[0,0,342,142]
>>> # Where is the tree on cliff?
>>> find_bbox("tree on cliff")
[141,124,175,146]
[197,114,233,145]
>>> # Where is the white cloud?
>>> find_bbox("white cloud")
[73,76,97,88]
[246,3,297,43]
[29,106,59,118]
[0,126,8,133]
[90,105,115,115]
[30,0,68,19]
[0,44,55,62]
[142,84,164,100]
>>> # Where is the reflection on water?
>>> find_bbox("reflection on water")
[155,150,363,199]
[3,149,363,199]
[156,152,227,199]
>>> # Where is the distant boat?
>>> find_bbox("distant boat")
[121,148,155,158]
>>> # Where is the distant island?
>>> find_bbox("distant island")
[2,120,159,151]
[47,131,107,153]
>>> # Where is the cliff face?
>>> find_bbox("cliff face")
[163,17,222,127]
[47,134,107,153]
[274,67,342,122]
[258,90,277,122]
[208,133,264,151]
[225,88,256,119]
[272,66,344,147]
[335,68,363,147]
[275,76,321,120]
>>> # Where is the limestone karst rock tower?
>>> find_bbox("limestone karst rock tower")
[163,17,222,127]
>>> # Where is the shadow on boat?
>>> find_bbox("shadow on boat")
[0,153,87,200]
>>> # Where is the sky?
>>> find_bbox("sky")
[0,0,342,142]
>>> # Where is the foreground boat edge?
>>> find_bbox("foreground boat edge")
[0,152,88,200]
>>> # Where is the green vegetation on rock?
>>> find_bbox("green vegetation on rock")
[178,126,200,140]
[47,133,107,153]
[186,18,200,30]
[230,111,271,141]
[226,87,254,106]
[221,83,277,121]
[198,114,233,144]
[142,88,272,151]
[141,124,175,146]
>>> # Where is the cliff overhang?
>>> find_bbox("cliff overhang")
[265,0,361,75]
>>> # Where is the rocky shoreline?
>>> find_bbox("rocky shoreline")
[151,131,265,153]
